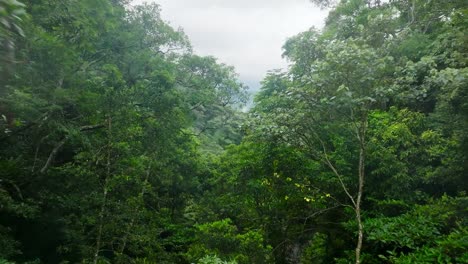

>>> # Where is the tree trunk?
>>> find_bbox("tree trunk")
[355,116,367,264]
[93,177,109,264]
[118,165,151,255]
[93,117,112,264]
[355,146,365,264]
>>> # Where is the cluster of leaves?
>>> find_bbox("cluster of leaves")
[365,196,467,263]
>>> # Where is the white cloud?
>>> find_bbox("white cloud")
[131,0,328,91]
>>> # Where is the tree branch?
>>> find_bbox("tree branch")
[80,124,106,132]
[40,123,105,173]
[317,136,357,208]
[40,137,67,174]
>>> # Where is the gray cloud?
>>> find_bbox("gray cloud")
[132,0,328,91]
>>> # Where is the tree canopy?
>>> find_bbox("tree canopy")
[0,0,467,263]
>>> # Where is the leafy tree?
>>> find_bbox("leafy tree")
[254,37,394,263]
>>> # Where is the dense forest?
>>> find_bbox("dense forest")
[0,0,467,263]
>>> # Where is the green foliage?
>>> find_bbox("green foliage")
[301,233,328,263]
[188,219,272,264]
[250,0,467,262]
[198,255,237,264]
[0,0,247,262]
[0,0,466,263]
[366,196,468,262]
[391,228,468,264]
[366,107,457,200]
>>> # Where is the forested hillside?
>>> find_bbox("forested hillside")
[0,0,466,263]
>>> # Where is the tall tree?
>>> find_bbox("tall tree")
[254,37,393,263]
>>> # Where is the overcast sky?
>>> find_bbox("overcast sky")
[131,0,329,92]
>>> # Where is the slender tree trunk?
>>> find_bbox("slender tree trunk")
[93,117,112,264]
[355,146,365,264]
[93,177,109,264]
[118,165,151,254]
[355,115,367,264]
[410,0,416,24]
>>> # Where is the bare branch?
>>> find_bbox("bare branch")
[32,135,50,173]
[40,123,105,173]
[40,137,67,174]
[316,136,357,208]
[80,124,106,132]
